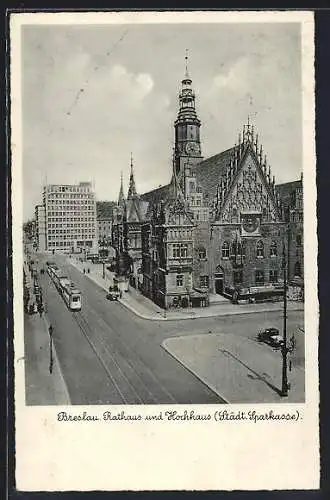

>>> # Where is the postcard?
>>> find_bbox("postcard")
[11,10,319,491]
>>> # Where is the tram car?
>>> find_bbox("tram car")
[47,263,58,277]
[61,283,82,311]
[47,263,82,311]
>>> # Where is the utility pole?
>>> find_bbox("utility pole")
[281,235,289,397]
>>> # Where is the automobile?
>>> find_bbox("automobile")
[106,286,122,301]
[257,327,284,348]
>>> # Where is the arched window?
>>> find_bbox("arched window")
[222,241,230,259]
[294,262,302,277]
[270,240,277,257]
[198,247,206,260]
[256,240,264,258]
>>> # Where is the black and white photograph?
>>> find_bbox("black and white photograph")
[11,10,318,492]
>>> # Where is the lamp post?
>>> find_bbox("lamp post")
[102,259,105,279]
[281,235,289,397]
[49,324,54,374]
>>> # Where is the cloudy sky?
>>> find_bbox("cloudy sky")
[21,20,302,220]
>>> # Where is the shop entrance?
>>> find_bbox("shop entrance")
[215,267,224,295]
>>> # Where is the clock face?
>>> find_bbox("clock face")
[242,215,259,233]
[185,142,200,155]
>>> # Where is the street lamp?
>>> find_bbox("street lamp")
[281,235,289,397]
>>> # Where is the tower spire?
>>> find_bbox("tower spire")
[185,48,189,79]
[118,171,125,206]
[127,153,138,200]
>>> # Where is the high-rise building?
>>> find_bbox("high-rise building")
[41,182,97,253]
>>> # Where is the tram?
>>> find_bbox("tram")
[47,263,82,311]
[61,283,82,311]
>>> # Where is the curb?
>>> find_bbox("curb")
[69,260,304,322]
[116,298,303,322]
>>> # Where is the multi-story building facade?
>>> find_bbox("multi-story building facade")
[276,176,304,295]
[34,204,46,251]
[112,159,148,288]
[41,182,97,253]
[96,201,115,243]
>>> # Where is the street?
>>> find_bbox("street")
[27,251,304,405]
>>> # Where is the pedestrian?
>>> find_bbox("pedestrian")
[83,268,86,274]
[87,268,90,274]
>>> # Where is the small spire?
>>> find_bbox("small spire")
[255,133,259,153]
[118,171,125,206]
[127,153,138,200]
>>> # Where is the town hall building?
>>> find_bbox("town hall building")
[111,56,304,308]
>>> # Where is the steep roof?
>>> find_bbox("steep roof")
[140,183,171,206]
[276,179,302,210]
[126,197,149,223]
[193,147,236,201]
[96,201,116,220]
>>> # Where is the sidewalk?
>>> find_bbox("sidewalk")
[162,333,305,403]
[68,257,304,321]
[23,258,70,405]
[24,312,71,405]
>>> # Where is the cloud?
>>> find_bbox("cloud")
[212,57,250,93]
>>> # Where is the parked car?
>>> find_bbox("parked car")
[106,286,122,301]
[257,327,284,348]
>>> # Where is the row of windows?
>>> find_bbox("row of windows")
[189,197,202,206]
[221,240,278,259]
[193,210,209,222]
[176,271,279,288]
[48,230,95,235]
[48,217,95,222]
[46,186,92,194]
[255,270,279,284]
[48,223,95,228]
[47,196,94,202]
[168,229,193,240]
[290,212,303,223]
[47,207,95,214]
[48,240,94,247]
[172,243,190,259]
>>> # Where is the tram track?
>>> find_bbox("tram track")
[79,307,178,404]
[72,311,142,404]
[73,308,177,404]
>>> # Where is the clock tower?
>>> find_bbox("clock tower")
[174,51,203,193]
